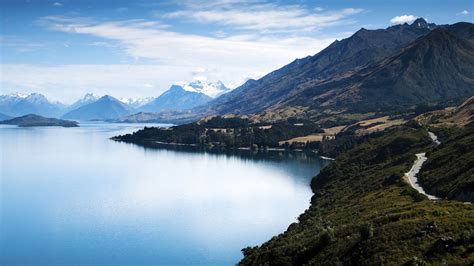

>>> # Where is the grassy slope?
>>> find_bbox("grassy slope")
[419,126,474,202]
[240,126,474,265]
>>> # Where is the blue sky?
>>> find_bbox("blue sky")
[1,0,472,103]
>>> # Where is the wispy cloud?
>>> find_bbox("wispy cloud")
[163,2,363,33]
[33,15,348,92]
[6,2,361,101]
[52,2,63,7]
[457,10,469,15]
[0,36,49,52]
[1,64,190,103]
[390,15,417,24]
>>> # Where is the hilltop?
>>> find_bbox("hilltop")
[0,114,78,127]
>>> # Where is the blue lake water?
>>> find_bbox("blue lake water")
[0,122,328,265]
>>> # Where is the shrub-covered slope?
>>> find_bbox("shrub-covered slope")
[419,126,474,202]
[240,126,474,265]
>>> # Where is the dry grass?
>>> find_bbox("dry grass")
[279,134,324,145]
[279,126,342,145]
[324,125,346,135]
[358,116,390,126]
[364,119,405,133]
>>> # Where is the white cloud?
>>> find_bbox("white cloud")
[163,3,363,33]
[227,71,266,89]
[457,10,469,15]
[5,3,360,102]
[1,64,190,103]
[390,15,417,25]
[22,15,349,101]
[52,2,63,7]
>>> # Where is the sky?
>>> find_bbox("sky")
[0,0,472,103]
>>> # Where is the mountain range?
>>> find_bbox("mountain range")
[197,19,474,122]
[0,93,65,118]
[0,80,229,121]
[66,93,100,112]
[139,85,211,113]
[2,19,473,124]
[119,97,154,109]
[62,95,133,120]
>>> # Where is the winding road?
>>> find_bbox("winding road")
[404,131,441,200]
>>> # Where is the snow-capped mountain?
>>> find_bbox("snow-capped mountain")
[0,92,66,117]
[119,97,154,108]
[139,85,212,113]
[0,92,29,105]
[0,81,230,118]
[62,95,133,120]
[23,93,50,104]
[178,80,231,98]
[67,93,100,111]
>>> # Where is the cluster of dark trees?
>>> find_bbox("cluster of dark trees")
[113,116,325,150]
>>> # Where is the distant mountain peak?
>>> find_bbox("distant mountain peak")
[139,82,213,113]
[83,93,99,100]
[201,20,473,117]
[62,94,132,120]
[99,95,116,101]
[412,18,427,27]
[119,96,154,108]
[67,93,100,112]
[176,80,231,98]
[0,92,65,117]
[26,92,47,99]
[410,17,436,29]
[5,92,29,98]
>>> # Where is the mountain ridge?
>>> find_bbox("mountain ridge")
[273,25,474,116]
[139,84,213,113]
[0,114,78,127]
[200,18,439,116]
[62,95,133,120]
[0,92,65,118]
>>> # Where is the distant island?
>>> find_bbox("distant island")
[0,114,79,127]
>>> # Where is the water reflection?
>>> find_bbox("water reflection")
[0,123,327,265]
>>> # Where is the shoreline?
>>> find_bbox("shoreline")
[112,138,334,158]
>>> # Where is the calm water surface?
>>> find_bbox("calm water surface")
[0,122,328,265]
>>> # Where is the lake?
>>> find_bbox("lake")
[0,122,328,265]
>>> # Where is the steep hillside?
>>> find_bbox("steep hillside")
[281,26,474,115]
[240,126,474,265]
[416,95,474,128]
[202,19,436,115]
[191,22,474,125]
[418,126,474,202]
[452,96,474,127]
